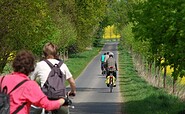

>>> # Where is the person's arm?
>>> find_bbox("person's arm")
[115,61,118,71]
[67,77,76,96]
[24,81,67,111]
[62,63,76,96]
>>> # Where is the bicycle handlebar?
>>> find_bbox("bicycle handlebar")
[69,92,76,97]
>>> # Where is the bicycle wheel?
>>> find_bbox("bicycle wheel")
[109,77,113,93]
[103,70,106,76]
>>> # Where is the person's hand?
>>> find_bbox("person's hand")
[61,97,72,106]
[59,98,65,106]
[59,97,72,106]
[68,91,76,97]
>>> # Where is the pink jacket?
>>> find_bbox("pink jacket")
[0,72,61,114]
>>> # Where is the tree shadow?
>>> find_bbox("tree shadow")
[123,94,185,114]
[69,102,123,114]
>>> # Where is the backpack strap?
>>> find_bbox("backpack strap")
[57,60,64,68]
[44,59,63,69]
[12,102,27,114]
[10,79,28,114]
[0,76,28,114]
[0,76,5,92]
[9,79,28,94]
[44,59,54,68]
[0,76,28,94]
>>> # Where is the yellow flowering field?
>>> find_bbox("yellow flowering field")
[103,25,121,39]
[164,65,185,85]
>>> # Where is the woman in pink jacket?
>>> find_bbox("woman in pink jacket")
[0,50,71,114]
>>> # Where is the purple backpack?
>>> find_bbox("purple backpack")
[41,59,66,100]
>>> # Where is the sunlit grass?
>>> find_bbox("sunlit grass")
[2,47,101,82]
[119,47,185,114]
[65,47,101,79]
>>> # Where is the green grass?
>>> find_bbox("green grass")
[65,47,101,79]
[2,47,102,86]
[119,48,185,114]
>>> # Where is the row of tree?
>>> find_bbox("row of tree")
[0,0,113,73]
[129,0,185,93]
[108,0,185,93]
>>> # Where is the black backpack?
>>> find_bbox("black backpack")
[0,76,28,114]
[42,59,66,100]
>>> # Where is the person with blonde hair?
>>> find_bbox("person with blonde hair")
[30,42,76,114]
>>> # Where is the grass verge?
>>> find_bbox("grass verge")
[119,47,185,114]
[2,47,102,86]
[65,47,101,79]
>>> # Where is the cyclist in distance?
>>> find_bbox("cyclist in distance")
[104,51,110,63]
[109,51,114,57]
[100,53,106,74]
[30,42,76,114]
[106,53,118,79]
[104,51,109,71]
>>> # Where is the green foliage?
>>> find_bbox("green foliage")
[128,0,185,85]
[119,47,185,114]
[103,0,133,36]
[75,0,108,51]
[0,0,110,73]
[0,0,53,72]
[45,0,77,52]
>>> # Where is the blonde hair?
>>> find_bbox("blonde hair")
[43,42,59,59]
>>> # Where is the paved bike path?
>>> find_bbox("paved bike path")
[68,42,122,114]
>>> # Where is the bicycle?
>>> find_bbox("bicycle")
[51,92,75,114]
[101,62,106,76]
[108,71,115,93]
[102,67,107,76]
[31,92,75,114]
[66,92,75,114]
[106,66,116,93]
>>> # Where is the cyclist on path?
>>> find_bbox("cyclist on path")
[106,53,118,79]
[100,53,106,74]
[30,42,76,114]
[0,50,70,114]
[105,53,118,87]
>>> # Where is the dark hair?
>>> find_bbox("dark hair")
[109,54,113,58]
[43,42,59,59]
[12,50,35,75]
[104,53,106,55]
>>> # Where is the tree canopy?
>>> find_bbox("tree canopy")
[0,0,109,73]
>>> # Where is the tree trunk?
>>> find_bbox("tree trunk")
[156,58,162,87]
[157,66,161,87]
[173,78,176,93]
[66,50,68,60]
[149,63,152,75]
[163,66,167,88]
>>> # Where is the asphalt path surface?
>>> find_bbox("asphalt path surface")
[68,42,122,114]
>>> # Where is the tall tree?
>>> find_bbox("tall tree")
[0,0,53,73]
[75,0,107,51]
[128,0,185,92]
